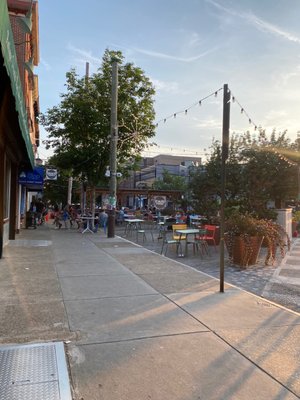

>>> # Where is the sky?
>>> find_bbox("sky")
[36,0,300,161]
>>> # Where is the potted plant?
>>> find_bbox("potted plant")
[224,212,290,267]
[225,213,264,268]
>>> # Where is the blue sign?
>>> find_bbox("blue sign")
[19,167,44,185]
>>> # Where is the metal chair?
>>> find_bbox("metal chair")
[136,220,155,242]
[201,225,218,252]
[194,228,210,256]
[172,224,187,241]
[160,229,182,256]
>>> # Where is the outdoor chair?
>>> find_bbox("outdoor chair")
[194,229,210,257]
[172,224,187,241]
[201,224,218,252]
[136,220,155,243]
[160,229,182,256]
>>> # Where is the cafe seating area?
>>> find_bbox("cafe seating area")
[118,210,220,260]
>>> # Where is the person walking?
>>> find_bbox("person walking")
[99,209,108,234]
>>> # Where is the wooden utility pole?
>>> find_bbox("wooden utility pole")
[107,60,118,237]
[219,83,230,292]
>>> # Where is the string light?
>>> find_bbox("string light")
[153,85,298,169]
[142,144,206,157]
[155,87,223,127]
[272,148,298,166]
[230,92,258,131]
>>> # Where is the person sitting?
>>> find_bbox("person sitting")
[135,207,143,218]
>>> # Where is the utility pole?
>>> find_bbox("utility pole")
[219,83,230,292]
[107,60,118,238]
[81,62,89,214]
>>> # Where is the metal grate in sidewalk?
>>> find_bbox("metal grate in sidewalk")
[0,342,72,400]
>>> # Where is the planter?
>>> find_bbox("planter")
[225,235,263,268]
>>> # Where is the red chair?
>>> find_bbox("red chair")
[202,225,218,251]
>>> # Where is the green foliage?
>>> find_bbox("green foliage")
[225,211,290,266]
[152,169,187,191]
[41,49,156,187]
[189,130,299,218]
[42,165,79,206]
[292,211,300,222]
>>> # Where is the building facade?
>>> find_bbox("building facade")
[0,0,39,255]
[118,154,202,209]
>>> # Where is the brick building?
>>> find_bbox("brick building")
[0,0,39,254]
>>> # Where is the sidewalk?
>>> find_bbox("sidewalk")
[1,223,300,399]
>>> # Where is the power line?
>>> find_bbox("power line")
[142,144,205,157]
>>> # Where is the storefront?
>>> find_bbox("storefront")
[0,0,34,255]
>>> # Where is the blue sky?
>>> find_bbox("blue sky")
[37,0,300,160]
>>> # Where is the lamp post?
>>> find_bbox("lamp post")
[107,59,118,238]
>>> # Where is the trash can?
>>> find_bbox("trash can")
[25,211,36,229]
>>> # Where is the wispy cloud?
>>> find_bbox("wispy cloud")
[279,66,300,86]
[151,78,179,94]
[194,117,222,129]
[67,44,102,67]
[133,47,217,62]
[186,32,202,48]
[206,0,300,44]
[40,58,51,71]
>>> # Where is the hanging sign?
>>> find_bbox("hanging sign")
[45,168,58,180]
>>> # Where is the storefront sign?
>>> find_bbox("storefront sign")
[19,166,44,185]
[153,195,167,210]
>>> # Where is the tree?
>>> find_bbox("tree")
[152,169,187,191]
[189,130,299,219]
[42,49,156,207]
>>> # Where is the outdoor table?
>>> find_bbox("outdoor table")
[124,219,144,236]
[80,216,94,234]
[175,228,201,257]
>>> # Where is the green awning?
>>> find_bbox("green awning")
[0,0,34,167]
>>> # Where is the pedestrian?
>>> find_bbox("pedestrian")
[99,209,108,233]
[62,205,70,229]
[54,209,62,229]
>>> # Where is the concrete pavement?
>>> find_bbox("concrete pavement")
[1,223,300,399]
[120,224,300,313]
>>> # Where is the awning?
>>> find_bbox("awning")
[0,0,34,167]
